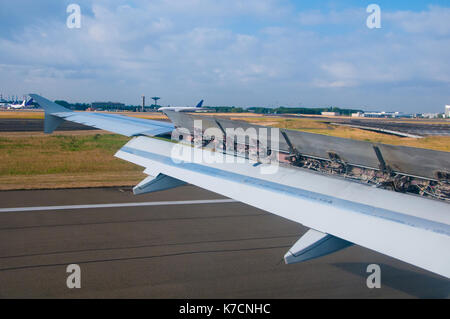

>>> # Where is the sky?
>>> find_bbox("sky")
[0,0,449,112]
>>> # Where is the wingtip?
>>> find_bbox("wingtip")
[28,94,69,113]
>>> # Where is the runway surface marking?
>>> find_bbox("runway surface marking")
[0,199,237,213]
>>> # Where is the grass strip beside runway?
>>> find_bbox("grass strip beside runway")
[0,131,143,190]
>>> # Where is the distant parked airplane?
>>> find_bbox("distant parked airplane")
[8,98,34,109]
[158,100,205,112]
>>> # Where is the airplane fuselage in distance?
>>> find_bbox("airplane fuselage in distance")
[158,99,205,112]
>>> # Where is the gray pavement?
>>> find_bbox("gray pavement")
[0,186,448,298]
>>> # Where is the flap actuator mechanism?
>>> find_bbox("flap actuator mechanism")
[284,229,353,264]
[133,173,186,195]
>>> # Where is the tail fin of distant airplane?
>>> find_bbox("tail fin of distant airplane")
[196,100,204,108]
[25,98,34,106]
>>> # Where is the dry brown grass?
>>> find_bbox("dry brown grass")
[0,131,144,190]
[0,110,45,119]
[124,112,168,120]
[195,112,266,117]
[0,171,144,190]
[287,113,450,124]
[236,117,450,152]
[235,117,330,129]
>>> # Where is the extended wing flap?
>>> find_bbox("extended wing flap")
[133,173,186,195]
[284,229,353,264]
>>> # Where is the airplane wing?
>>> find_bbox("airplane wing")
[115,137,450,279]
[32,94,450,279]
[30,94,174,137]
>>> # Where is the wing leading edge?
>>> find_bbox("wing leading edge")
[115,136,450,279]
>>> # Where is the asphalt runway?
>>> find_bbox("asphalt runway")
[266,115,450,137]
[330,119,450,137]
[0,186,448,298]
[0,117,168,132]
[0,118,96,132]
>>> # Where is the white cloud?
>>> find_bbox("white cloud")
[0,2,449,112]
[297,8,364,26]
[385,6,450,36]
